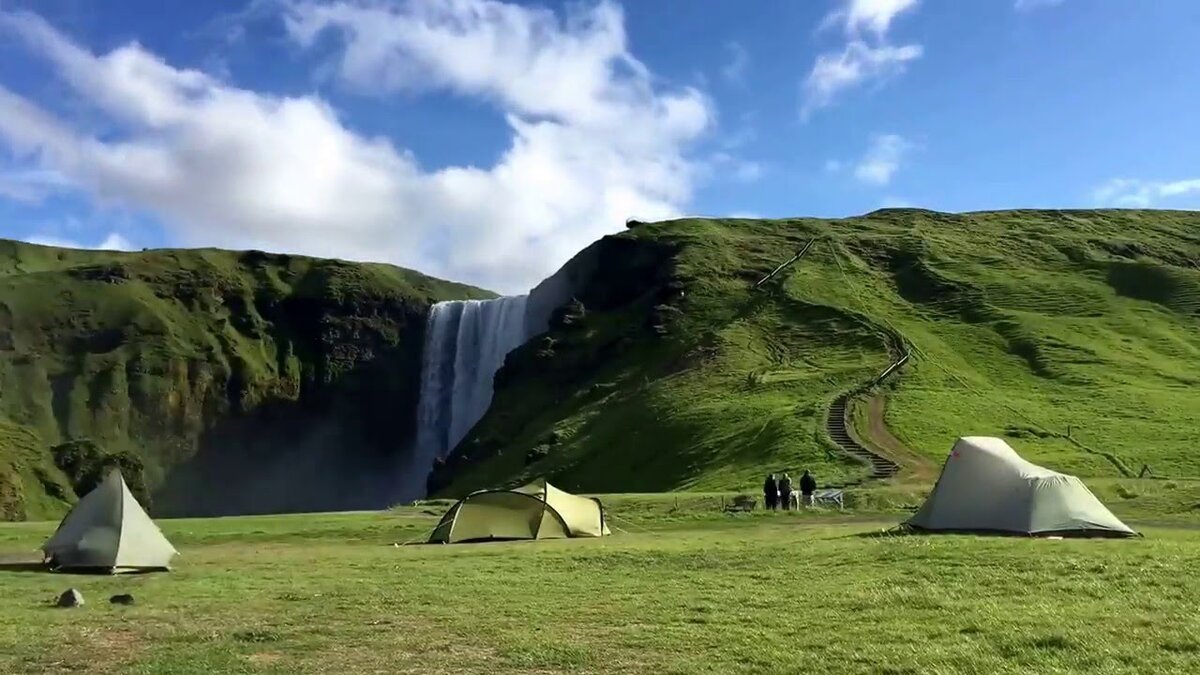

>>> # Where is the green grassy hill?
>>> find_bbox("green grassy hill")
[0,240,488,520]
[3,209,1197,519]
[434,209,1200,496]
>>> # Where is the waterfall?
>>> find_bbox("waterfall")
[402,296,531,501]
[402,244,600,502]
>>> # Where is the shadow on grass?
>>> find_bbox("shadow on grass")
[842,528,1058,541]
[846,526,916,540]
[0,560,51,574]
[0,560,170,575]
[845,526,1144,540]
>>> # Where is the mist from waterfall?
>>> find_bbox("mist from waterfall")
[400,296,530,502]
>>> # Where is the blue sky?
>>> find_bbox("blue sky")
[0,0,1197,293]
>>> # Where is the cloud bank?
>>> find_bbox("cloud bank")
[854,133,911,186]
[1093,178,1200,208]
[0,1,714,294]
[803,0,922,117]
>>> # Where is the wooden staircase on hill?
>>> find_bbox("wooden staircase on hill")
[826,392,900,483]
[754,238,816,288]
[751,244,911,488]
[823,351,911,487]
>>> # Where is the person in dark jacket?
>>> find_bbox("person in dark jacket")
[763,474,778,511]
[778,473,794,510]
[800,470,818,507]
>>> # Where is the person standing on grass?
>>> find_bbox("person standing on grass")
[778,473,793,511]
[763,474,778,511]
[800,469,817,507]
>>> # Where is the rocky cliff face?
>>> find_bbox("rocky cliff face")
[425,230,682,495]
[0,241,489,519]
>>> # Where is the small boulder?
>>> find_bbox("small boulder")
[56,588,84,608]
[110,594,135,606]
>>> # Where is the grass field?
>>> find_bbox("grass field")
[3,493,1199,674]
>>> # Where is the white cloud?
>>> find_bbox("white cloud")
[804,43,922,114]
[822,0,920,37]
[734,162,763,183]
[1014,0,1065,12]
[1160,179,1200,197]
[721,41,749,84]
[23,231,135,251]
[0,167,71,203]
[0,2,714,294]
[802,0,921,117]
[1092,178,1200,208]
[281,0,709,140]
[854,133,911,186]
[879,196,915,208]
[707,152,763,184]
[98,232,136,250]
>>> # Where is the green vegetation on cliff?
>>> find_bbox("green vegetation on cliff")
[4,209,1197,518]
[435,209,1200,496]
[0,240,488,520]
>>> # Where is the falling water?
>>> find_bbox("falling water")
[400,296,531,501]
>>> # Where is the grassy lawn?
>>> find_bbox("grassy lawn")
[2,497,1199,674]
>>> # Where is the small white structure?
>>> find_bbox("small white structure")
[812,489,844,510]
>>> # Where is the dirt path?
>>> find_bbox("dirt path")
[859,394,937,481]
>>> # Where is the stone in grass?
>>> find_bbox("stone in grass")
[56,588,84,608]
[110,594,135,606]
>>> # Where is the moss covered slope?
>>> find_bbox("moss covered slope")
[434,209,1200,496]
[0,240,489,520]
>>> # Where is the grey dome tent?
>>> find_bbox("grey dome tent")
[42,469,178,573]
[907,437,1137,537]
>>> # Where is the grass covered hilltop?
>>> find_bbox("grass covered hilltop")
[1,208,1198,520]
[0,240,488,520]
[436,208,1200,496]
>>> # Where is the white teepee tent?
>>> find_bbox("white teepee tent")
[907,437,1136,537]
[42,469,178,573]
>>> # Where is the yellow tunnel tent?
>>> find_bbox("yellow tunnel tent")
[429,478,610,544]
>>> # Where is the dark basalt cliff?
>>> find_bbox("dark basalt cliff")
[0,240,489,519]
